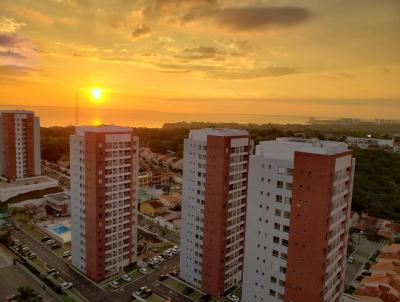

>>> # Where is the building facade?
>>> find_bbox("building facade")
[0,110,41,180]
[70,125,139,282]
[242,138,355,302]
[180,128,250,296]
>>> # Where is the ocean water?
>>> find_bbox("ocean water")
[0,105,311,128]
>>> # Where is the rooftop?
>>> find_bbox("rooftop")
[0,110,34,115]
[255,137,349,160]
[75,125,132,136]
[189,128,248,141]
[0,176,56,188]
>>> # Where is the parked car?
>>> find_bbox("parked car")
[227,293,240,302]
[63,251,71,257]
[41,236,51,242]
[61,282,73,289]
[148,262,159,269]
[158,274,168,281]
[121,274,131,282]
[140,288,152,298]
[139,267,149,274]
[110,280,120,288]
[182,287,194,295]
[67,256,72,262]
[134,286,148,296]
[45,239,55,246]
[169,270,178,277]
[28,253,37,259]
[51,243,61,249]
[361,271,372,276]
[347,256,354,263]
[46,268,56,275]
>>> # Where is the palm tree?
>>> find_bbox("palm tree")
[12,286,42,302]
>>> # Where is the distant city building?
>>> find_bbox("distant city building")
[242,138,355,302]
[44,192,70,216]
[346,136,393,150]
[138,170,171,188]
[70,125,139,282]
[394,135,400,153]
[180,128,250,296]
[0,110,41,181]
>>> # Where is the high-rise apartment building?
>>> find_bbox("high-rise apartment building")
[242,138,355,302]
[0,110,41,180]
[70,125,138,282]
[180,128,250,296]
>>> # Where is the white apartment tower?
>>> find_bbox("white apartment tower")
[70,125,139,282]
[242,138,355,302]
[0,110,41,180]
[180,128,250,296]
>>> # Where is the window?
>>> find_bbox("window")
[283,225,290,233]
[280,266,286,273]
[275,209,282,217]
[282,239,289,247]
[273,236,279,244]
[279,280,285,287]
[272,250,279,257]
[286,182,292,190]
[284,211,290,219]
[270,276,277,283]
[280,253,287,260]
[277,167,285,174]
[286,168,293,176]
[270,290,276,297]
[274,223,280,230]
[275,195,282,203]
[277,181,284,188]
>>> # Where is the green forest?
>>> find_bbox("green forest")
[41,122,400,222]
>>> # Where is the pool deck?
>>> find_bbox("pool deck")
[37,219,72,243]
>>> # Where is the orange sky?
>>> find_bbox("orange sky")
[0,0,399,120]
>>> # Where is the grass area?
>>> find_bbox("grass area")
[6,186,64,203]
[60,293,76,302]
[162,277,186,292]
[102,270,142,293]
[146,294,166,302]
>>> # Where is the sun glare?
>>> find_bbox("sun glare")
[90,88,103,101]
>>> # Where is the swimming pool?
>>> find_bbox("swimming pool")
[48,224,70,234]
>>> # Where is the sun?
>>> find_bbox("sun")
[90,88,103,101]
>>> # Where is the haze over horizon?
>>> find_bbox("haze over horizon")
[0,0,399,121]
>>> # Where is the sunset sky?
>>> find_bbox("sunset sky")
[0,0,399,121]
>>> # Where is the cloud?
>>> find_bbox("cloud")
[131,25,152,39]
[0,16,26,33]
[0,33,20,47]
[208,6,313,32]
[17,8,54,24]
[0,50,26,59]
[0,64,37,75]
[180,46,224,60]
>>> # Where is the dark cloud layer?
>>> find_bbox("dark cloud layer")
[131,25,152,39]
[0,33,20,47]
[211,7,313,31]
[0,50,26,59]
[180,46,224,60]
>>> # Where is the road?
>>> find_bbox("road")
[104,255,188,302]
[344,236,381,287]
[13,229,108,302]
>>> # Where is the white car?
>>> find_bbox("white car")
[121,274,132,282]
[67,256,72,262]
[45,239,55,246]
[139,267,149,274]
[227,293,240,302]
[61,282,73,290]
[63,251,71,257]
[347,256,355,264]
[110,280,120,288]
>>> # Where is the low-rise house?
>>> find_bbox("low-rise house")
[44,192,70,216]
[353,244,400,302]
[24,204,47,220]
[159,193,182,208]
[154,211,181,231]
[140,200,166,217]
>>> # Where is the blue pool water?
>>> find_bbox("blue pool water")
[49,224,70,234]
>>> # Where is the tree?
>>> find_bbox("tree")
[12,286,42,302]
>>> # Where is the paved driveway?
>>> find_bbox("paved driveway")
[344,237,381,287]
